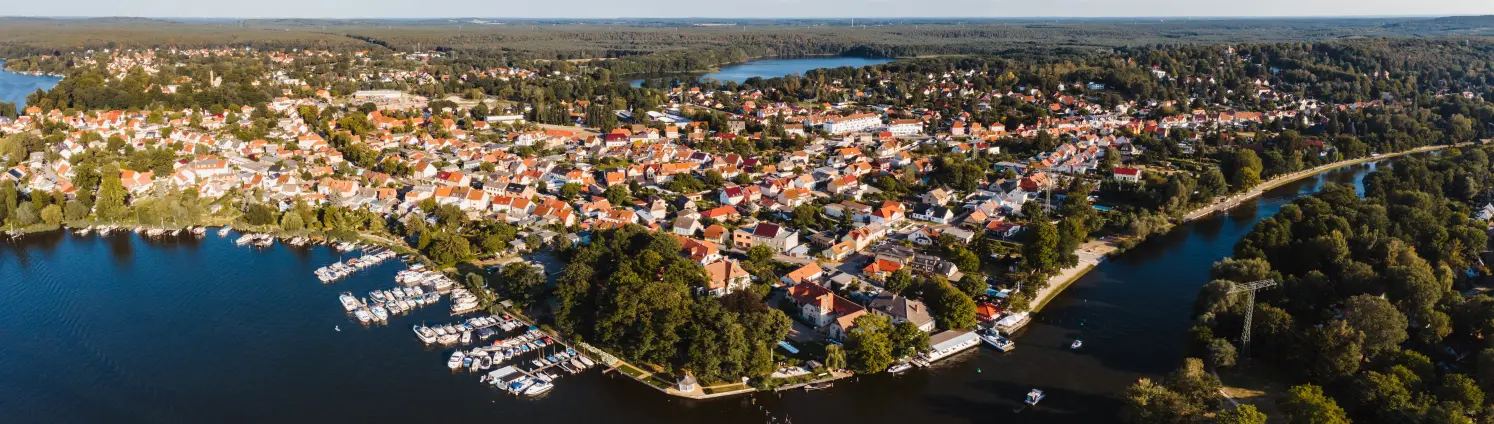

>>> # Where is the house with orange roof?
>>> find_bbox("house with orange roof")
[703,259,751,297]
[781,262,824,286]
[787,282,866,340]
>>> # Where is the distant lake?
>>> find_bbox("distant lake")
[629,57,895,87]
[0,60,62,108]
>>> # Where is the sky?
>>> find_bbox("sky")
[7,0,1494,19]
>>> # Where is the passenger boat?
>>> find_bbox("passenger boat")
[980,329,1015,352]
[338,292,360,311]
[1025,389,1046,406]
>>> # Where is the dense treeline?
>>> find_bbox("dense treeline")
[551,225,791,384]
[1128,147,1494,423]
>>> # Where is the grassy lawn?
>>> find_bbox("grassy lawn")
[704,383,749,394]
[1217,362,1289,419]
[617,363,648,378]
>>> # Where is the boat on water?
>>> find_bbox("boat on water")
[481,354,494,369]
[1025,389,1046,406]
[448,351,465,369]
[338,292,360,311]
[804,382,833,390]
[524,378,555,396]
[887,362,914,374]
[461,331,473,345]
[371,306,389,321]
[577,355,595,368]
[438,333,460,345]
[218,227,232,237]
[980,330,1015,352]
[1071,339,1083,350]
[414,325,438,344]
[354,308,372,323]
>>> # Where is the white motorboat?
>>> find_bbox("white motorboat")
[338,292,360,312]
[577,356,595,368]
[1071,339,1083,350]
[1025,389,1045,406]
[371,306,389,321]
[354,308,372,323]
[887,362,914,374]
[414,325,438,344]
[448,351,465,369]
[524,379,554,396]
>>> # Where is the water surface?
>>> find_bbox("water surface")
[629,57,895,87]
[0,60,62,108]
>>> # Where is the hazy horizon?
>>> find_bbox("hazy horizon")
[5,0,1493,20]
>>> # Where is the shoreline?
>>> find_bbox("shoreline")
[1020,143,1466,322]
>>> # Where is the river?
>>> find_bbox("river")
[628,57,895,87]
[0,161,1383,423]
[0,60,62,108]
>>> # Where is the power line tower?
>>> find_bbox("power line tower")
[1228,279,1277,358]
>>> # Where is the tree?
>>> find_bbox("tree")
[1007,291,1031,313]
[1207,338,1237,369]
[1341,294,1407,358]
[888,321,930,358]
[0,180,15,223]
[1279,384,1349,424]
[13,203,38,226]
[1437,373,1483,414]
[497,262,547,307]
[845,314,894,374]
[955,273,988,299]
[558,183,582,200]
[426,234,473,265]
[1215,404,1268,424]
[885,269,914,294]
[40,204,62,226]
[824,344,847,371]
[95,164,127,221]
[930,283,978,330]
[747,245,774,264]
[1121,378,1191,424]
[603,185,631,205]
[1021,219,1061,277]
[63,200,87,221]
[1222,149,1263,191]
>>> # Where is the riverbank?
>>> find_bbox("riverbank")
[1020,143,1464,323]
[1182,143,1464,222]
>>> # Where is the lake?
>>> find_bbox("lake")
[0,161,1385,423]
[629,57,896,87]
[0,60,62,108]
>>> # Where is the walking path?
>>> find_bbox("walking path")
[1025,143,1467,318]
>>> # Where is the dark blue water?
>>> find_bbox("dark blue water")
[0,161,1381,424]
[0,60,62,107]
[629,57,895,87]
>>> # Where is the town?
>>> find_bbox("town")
[1,30,1491,423]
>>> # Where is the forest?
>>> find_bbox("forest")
[1124,147,1494,423]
